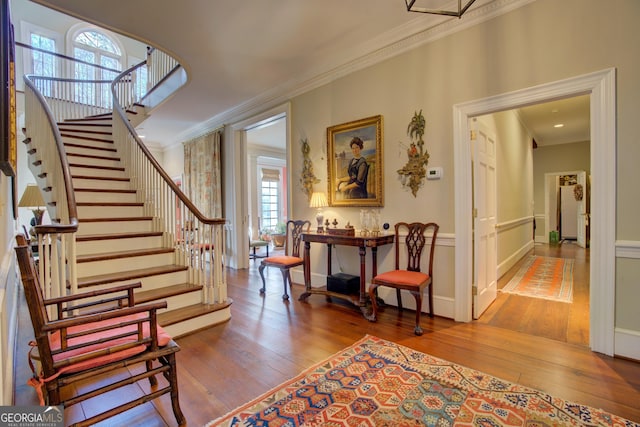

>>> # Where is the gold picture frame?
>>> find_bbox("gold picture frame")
[327,115,383,207]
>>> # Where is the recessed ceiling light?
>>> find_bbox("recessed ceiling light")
[554,124,564,128]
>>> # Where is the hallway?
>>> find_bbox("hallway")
[478,242,589,346]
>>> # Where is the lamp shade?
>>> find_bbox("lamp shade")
[309,192,328,208]
[18,184,45,208]
[405,0,477,17]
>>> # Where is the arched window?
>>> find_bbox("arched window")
[72,29,122,106]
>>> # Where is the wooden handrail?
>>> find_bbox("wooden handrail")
[23,75,79,235]
[111,64,225,226]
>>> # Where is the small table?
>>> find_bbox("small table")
[299,231,394,318]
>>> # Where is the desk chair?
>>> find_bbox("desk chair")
[258,220,310,300]
[369,222,439,335]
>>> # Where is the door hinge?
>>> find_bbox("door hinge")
[473,208,478,218]
[470,130,477,141]
[472,285,478,296]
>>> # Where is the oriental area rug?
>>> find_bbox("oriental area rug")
[500,255,574,303]
[206,335,638,427]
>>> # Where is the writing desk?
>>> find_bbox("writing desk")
[299,232,394,318]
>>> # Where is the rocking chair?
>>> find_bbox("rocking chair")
[14,234,186,427]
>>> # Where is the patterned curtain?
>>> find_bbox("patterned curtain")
[183,129,223,218]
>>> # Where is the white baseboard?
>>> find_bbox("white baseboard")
[614,328,640,361]
[497,240,534,279]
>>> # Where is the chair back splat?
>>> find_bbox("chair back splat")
[14,234,186,427]
[258,220,310,300]
[369,222,439,336]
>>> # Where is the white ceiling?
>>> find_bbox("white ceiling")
[28,0,589,149]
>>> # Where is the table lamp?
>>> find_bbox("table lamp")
[19,184,46,233]
[309,192,328,233]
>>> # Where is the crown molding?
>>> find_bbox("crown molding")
[176,0,536,144]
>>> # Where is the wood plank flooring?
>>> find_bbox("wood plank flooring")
[14,244,640,426]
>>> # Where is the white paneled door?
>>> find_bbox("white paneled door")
[472,119,498,319]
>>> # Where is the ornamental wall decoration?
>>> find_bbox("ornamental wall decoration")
[397,110,430,197]
[299,138,320,202]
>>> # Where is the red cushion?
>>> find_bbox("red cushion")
[374,270,429,287]
[263,255,303,266]
[49,312,172,375]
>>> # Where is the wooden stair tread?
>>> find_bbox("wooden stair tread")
[71,175,130,182]
[77,247,175,263]
[136,283,203,304]
[60,133,113,143]
[76,231,163,241]
[69,163,124,171]
[64,142,117,152]
[158,300,233,328]
[58,128,112,136]
[75,188,136,194]
[78,265,188,288]
[67,152,121,161]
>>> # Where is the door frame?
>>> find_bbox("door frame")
[453,68,616,356]
[230,102,292,269]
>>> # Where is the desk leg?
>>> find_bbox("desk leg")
[358,246,367,306]
[299,241,312,302]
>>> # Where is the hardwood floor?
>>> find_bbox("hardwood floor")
[14,245,640,426]
[478,241,590,346]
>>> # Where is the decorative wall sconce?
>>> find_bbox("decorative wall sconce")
[299,138,320,202]
[397,110,430,197]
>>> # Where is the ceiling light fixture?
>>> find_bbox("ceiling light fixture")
[405,0,477,18]
[554,124,565,128]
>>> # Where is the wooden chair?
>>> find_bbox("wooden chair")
[258,220,310,300]
[14,234,186,427]
[369,222,439,336]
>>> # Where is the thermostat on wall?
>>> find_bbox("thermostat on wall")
[426,167,443,180]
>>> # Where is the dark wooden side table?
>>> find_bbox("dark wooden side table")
[299,232,394,318]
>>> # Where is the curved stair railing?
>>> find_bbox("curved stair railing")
[23,46,227,307]
[23,75,79,304]
[111,61,228,305]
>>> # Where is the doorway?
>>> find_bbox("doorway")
[453,69,616,356]
[230,103,291,269]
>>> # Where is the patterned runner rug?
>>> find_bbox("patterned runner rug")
[206,335,637,427]
[500,255,574,303]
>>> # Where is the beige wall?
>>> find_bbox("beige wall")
[532,141,590,240]
[288,0,640,333]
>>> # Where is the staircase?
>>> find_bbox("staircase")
[26,112,231,338]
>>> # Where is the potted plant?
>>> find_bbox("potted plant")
[271,222,287,248]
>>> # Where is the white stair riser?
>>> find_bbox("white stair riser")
[77,252,176,277]
[77,204,144,218]
[68,156,122,169]
[65,145,118,157]
[78,270,189,292]
[76,235,163,254]
[77,220,153,236]
[61,137,114,148]
[164,307,231,339]
[72,178,131,190]
[159,290,203,312]
[70,165,127,179]
[75,191,138,204]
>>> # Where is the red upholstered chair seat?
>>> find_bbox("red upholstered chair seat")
[49,312,172,375]
[262,255,303,267]
[373,270,429,288]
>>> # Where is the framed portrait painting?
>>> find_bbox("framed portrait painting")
[327,115,383,207]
